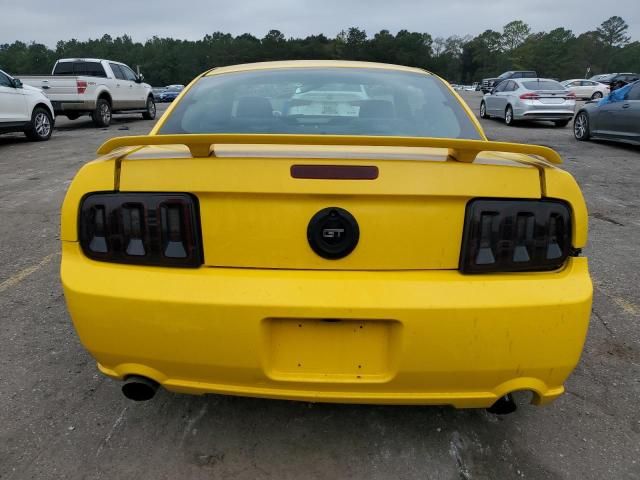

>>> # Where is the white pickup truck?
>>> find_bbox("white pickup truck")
[18,58,156,127]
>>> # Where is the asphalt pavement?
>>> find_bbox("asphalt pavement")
[0,94,638,479]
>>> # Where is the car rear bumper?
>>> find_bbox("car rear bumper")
[514,103,575,121]
[61,242,592,408]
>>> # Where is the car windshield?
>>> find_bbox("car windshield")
[497,72,512,80]
[159,68,481,139]
[522,80,565,91]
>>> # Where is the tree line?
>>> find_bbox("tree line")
[1,16,637,86]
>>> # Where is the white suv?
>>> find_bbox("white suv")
[0,69,55,141]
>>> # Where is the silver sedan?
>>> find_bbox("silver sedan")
[480,78,576,127]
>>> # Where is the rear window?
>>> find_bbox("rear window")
[53,62,74,75]
[522,80,564,91]
[54,61,106,78]
[159,68,481,139]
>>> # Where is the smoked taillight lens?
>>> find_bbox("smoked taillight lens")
[79,193,202,267]
[459,199,573,273]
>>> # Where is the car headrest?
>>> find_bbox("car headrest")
[359,100,395,118]
[236,96,274,118]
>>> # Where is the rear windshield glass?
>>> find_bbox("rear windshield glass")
[54,61,106,78]
[53,62,73,75]
[159,68,481,139]
[522,80,564,91]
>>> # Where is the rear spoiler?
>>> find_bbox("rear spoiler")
[97,134,562,165]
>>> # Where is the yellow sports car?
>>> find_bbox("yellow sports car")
[61,61,592,413]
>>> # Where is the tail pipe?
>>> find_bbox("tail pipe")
[487,393,517,415]
[122,375,159,401]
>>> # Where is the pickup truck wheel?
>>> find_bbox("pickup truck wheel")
[504,105,516,126]
[479,101,490,119]
[142,97,156,120]
[92,99,112,127]
[24,107,53,141]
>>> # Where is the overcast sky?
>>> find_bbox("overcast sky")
[1,0,638,46]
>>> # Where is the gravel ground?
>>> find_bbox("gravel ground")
[0,94,638,480]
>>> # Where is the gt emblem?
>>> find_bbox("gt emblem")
[307,207,359,260]
[323,228,345,239]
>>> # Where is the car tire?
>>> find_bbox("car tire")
[479,101,490,119]
[142,96,156,120]
[554,120,570,128]
[574,112,590,141]
[591,91,603,100]
[504,105,515,126]
[91,98,112,127]
[24,106,53,141]
[65,113,81,120]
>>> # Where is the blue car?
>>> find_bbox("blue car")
[159,90,181,102]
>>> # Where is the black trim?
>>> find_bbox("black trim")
[0,121,30,133]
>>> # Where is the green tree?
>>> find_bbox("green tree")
[502,20,531,51]
[597,16,631,47]
[0,18,636,86]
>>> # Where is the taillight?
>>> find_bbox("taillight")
[76,80,87,94]
[460,199,573,273]
[519,92,540,100]
[79,193,202,267]
[565,92,576,99]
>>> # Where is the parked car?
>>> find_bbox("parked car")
[61,60,592,414]
[152,87,167,98]
[574,80,640,145]
[590,73,639,87]
[158,89,181,102]
[561,79,609,100]
[481,71,537,93]
[0,68,55,141]
[480,78,576,127]
[18,58,156,127]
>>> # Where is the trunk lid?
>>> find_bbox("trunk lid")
[118,145,542,270]
[535,90,571,104]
